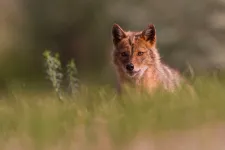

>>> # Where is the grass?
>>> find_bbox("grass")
[0,76,225,149]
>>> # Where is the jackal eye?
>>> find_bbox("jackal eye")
[137,52,144,56]
[121,52,128,57]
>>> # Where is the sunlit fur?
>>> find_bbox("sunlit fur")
[111,23,187,93]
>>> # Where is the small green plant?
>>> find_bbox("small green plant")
[66,59,79,97]
[43,50,64,101]
[43,50,80,100]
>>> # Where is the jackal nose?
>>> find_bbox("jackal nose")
[126,63,134,71]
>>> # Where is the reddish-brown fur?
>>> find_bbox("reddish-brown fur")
[111,23,187,93]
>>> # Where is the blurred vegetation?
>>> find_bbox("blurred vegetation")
[43,50,79,100]
[1,0,225,88]
[0,77,225,149]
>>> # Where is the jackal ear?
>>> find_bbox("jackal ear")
[112,24,126,45]
[141,24,156,46]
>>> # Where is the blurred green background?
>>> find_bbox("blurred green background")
[1,0,225,86]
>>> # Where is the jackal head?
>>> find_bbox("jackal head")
[112,23,160,78]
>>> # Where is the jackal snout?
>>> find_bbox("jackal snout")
[126,63,134,71]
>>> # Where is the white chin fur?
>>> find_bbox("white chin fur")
[137,66,148,77]
[127,66,148,78]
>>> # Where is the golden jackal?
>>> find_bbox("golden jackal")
[111,23,188,93]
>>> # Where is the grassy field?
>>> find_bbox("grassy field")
[0,76,225,150]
